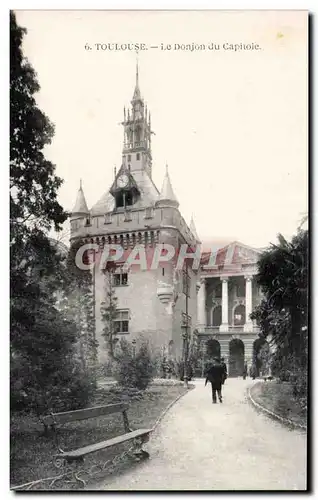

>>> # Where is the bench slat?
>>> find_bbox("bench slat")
[56,428,151,459]
[42,403,129,426]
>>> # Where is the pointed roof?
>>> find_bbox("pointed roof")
[156,165,179,208]
[132,60,141,101]
[190,215,201,243]
[90,191,115,215]
[71,180,89,216]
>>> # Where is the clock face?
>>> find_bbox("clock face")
[117,174,129,188]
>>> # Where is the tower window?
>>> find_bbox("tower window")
[128,154,131,162]
[114,310,130,334]
[136,153,140,161]
[113,268,129,287]
[115,191,133,209]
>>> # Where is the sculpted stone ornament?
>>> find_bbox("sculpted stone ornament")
[156,281,174,304]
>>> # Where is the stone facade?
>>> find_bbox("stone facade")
[69,64,269,375]
[70,65,199,363]
[197,241,271,376]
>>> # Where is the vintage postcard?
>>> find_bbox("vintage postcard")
[10,10,308,491]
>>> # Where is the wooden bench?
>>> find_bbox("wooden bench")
[41,402,151,482]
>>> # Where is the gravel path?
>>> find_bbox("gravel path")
[91,378,307,491]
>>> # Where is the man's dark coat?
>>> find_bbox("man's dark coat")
[205,362,226,390]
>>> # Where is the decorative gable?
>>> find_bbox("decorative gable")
[110,165,139,195]
[232,243,261,264]
[201,241,261,274]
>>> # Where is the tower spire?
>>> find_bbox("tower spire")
[122,61,152,177]
[136,52,139,88]
[132,51,141,102]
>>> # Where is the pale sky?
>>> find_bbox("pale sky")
[16,10,308,248]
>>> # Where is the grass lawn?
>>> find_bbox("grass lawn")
[10,384,188,490]
[250,381,307,428]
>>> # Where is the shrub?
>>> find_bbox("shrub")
[96,360,114,379]
[113,338,155,390]
[10,353,97,415]
[174,358,193,381]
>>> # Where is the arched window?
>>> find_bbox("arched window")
[233,305,246,326]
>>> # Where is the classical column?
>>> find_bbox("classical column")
[219,277,229,332]
[197,279,206,331]
[244,275,253,332]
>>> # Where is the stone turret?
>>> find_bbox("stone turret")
[156,165,179,209]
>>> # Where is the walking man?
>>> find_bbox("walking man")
[205,357,227,404]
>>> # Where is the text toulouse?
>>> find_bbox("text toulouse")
[91,42,261,52]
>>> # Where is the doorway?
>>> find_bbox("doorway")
[229,339,245,377]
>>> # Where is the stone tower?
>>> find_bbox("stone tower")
[70,64,200,363]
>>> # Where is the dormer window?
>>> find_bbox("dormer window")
[115,191,134,209]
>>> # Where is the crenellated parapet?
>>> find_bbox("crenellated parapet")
[71,229,161,249]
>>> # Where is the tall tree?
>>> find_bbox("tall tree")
[10,13,95,413]
[251,228,308,398]
[10,10,68,349]
[10,10,68,335]
[10,11,66,237]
